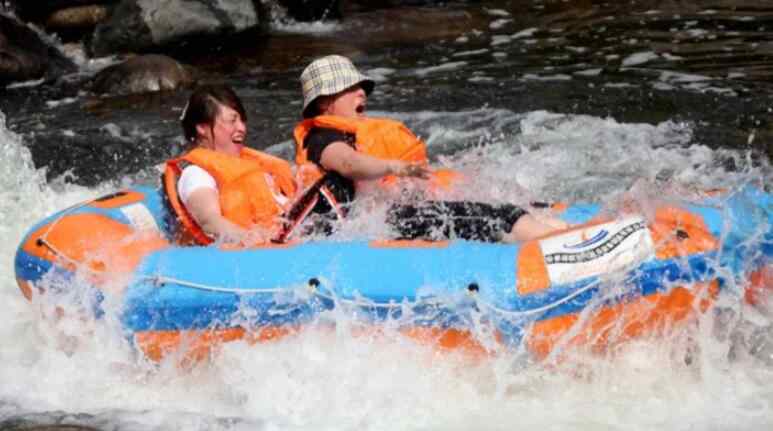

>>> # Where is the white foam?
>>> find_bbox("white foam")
[566,46,588,53]
[513,28,538,39]
[687,28,709,38]
[605,82,637,88]
[452,49,490,58]
[485,8,511,17]
[622,51,660,66]
[659,71,711,83]
[522,73,573,81]
[491,35,512,46]
[45,97,78,108]
[490,19,512,30]
[365,67,395,83]
[662,53,684,61]
[575,68,603,77]
[6,78,46,89]
[413,61,468,77]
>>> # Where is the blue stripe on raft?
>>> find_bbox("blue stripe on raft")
[558,203,601,225]
[123,240,521,331]
[122,238,722,333]
[14,249,54,283]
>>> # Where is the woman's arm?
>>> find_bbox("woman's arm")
[319,141,430,180]
[185,187,247,243]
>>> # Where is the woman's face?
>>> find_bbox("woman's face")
[197,103,246,156]
[319,84,367,118]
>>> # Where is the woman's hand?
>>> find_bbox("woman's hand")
[389,161,431,179]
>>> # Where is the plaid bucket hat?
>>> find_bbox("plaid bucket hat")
[300,55,375,118]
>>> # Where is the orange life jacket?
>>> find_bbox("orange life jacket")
[294,116,428,167]
[292,116,429,218]
[292,116,460,208]
[164,147,297,245]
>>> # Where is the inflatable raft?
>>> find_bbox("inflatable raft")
[14,185,773,362]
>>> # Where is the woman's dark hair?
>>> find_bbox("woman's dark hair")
[180,84,247,143]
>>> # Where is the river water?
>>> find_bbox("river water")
[1,1,773,430]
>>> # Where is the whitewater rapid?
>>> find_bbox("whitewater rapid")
[2,108,772,430]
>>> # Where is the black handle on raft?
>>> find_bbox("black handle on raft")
[272,173,332,244]
[529,201,551,209]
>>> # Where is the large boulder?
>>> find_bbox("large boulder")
[0,13,77,85]
[91,54,194,95]
[45,4,110,33]
[90,0,258,56]
[14,0,116,22]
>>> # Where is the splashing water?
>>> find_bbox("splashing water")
[2,106,773,430]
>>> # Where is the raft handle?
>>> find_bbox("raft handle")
[93,191,128,202]
[35,237,63,258]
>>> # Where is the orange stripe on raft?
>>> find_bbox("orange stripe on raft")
[526,281,719,360]
[89,190,146,209]
[516,241,550,295]
[369,239,450,248]
[135,325,501,364]
[21,213,169,279]
[649,206,718,260]
[745,264,773,307]
[135,326,299,364]
[399,327,498,359]
[16,277,33,301]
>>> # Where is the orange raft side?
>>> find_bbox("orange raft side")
[521,206,721,361]
[19,211,169,297]
[135,325,496,365]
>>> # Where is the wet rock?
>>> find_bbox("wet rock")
[14,0,116,22]
[90,0,258,56]
[45,4,109,32]
[346,0,478,8]
[91,54,194,95]
[1,1,17,15]
[0,13,77,85]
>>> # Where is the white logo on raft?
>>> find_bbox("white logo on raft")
[539,215,655,285]
[120,203,160,233]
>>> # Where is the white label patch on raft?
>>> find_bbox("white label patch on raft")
[120,203,160,232]
[540,216,655,285]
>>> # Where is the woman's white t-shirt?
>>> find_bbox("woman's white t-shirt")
[177,165,218,205]
[176,165,290,227]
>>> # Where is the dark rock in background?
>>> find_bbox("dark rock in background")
[91,54,195,95]
[44,4,110,41]
[13,0,115,22]
[90,0,259,56]
[0,13,77,85]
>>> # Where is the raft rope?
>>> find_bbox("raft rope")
[35,196,602,319]
[35,199,101,274]
[134,273,602,319]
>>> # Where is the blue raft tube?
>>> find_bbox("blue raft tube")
[14,184,773,362]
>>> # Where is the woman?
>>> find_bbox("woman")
[165,84,297,245]
[293,55,567,243]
